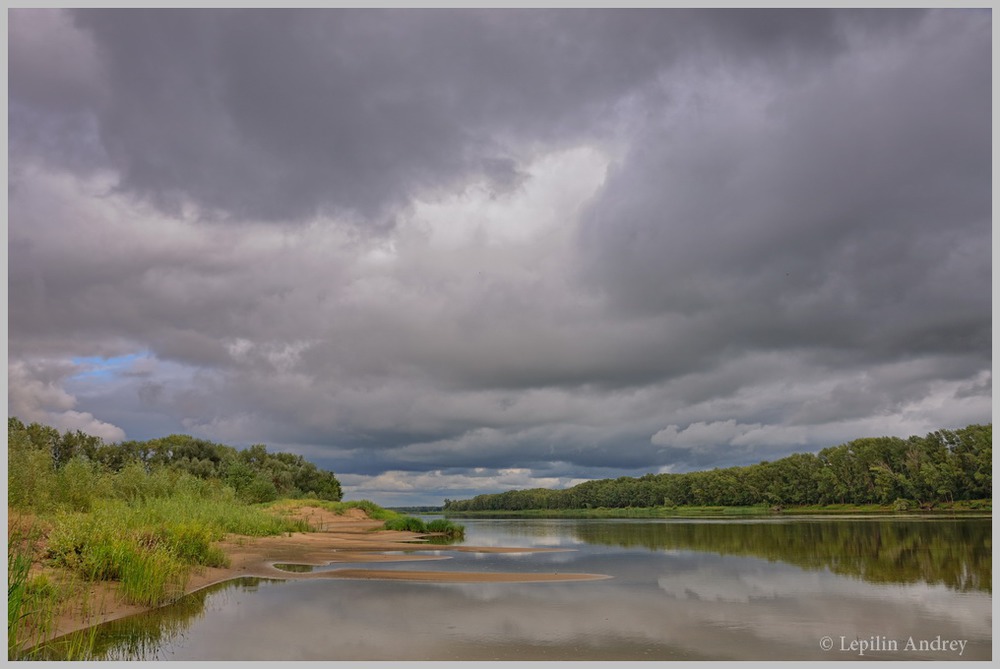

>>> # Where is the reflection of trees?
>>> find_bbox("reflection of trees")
[30,521,990,660]
[572,520,991,592]
[30,578,280,661]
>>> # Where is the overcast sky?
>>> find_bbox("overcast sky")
[7,7,992,506]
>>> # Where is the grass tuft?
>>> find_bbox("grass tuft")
[382,516,427,533]
[426,518,465,538]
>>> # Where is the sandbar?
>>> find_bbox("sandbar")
[46,506,609,641]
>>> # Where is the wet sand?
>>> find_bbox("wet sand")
[48,506,609,640]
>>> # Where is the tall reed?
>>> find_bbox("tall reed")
[7,518,67,660]
[43,493,309,609]
[8,544,34,658]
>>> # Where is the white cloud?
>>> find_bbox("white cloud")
[339,467,581,504]
[8,360,126,442]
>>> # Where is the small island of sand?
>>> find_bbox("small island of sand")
[47,505,609,641]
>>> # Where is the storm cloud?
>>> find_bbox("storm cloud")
[8,8,991,506]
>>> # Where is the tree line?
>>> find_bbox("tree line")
[8,417,342,507]
[444,424,991,512]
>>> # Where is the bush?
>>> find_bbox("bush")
[426,519,465,538]
[44,513,94,572]
[111,462,174,504]
[8,446,56,513]
[112,461,148,504]
[159,524,214,564]
[383,516,427,533]
[56,458,103,513]
[893,498,912,512]
[241,476,278,504]
[173,473,216,499]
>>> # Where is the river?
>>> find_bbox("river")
[38,515,992,661]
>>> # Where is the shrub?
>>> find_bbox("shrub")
[241,476,278,504]
[426,519,465,538]
[44,513,94,572]
[202,545,230,569]
[383,516,427,533]
[173,473,215,499]
[8,447,56,513]
[112,462,151,504]
[108,461,180,502]
[56,458,103,513]
[159,524,214,564]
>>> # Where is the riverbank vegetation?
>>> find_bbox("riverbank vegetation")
[444,424,991,513]
[6,417,458,660]
[8,417,343,507]
[267,498,465,538]
[442,499,990,519]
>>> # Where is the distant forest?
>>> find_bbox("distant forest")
[7,417,343,506]
[444,424,991,511]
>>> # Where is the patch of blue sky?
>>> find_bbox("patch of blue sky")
[70,351,150,380]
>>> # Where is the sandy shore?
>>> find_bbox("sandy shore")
[47,506,609,640]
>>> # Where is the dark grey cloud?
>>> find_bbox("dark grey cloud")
[577,7,989,368]
[59,8,669,221]
[8,10,108,175]
[7,8,991,506]
[13,8,915,224]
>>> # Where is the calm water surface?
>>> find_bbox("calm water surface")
[45,516,992,661]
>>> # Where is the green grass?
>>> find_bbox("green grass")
[8,492,322,660]
[381,513,465,541]
[267,498,465,538]
[7,437,358,659]
[43,494,310,607]
[426,518,465,538]
[8,519,70,660]
[8,494,314,659]
[269,498,397,521]
[8,544,34,658]
[382,516,428,532]
[335,499,400,521]
[117,545,185,608]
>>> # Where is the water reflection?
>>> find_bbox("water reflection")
[564,518,992,592]
[273,563,315,573]
[37,518,991,661]
[30,578,282,661]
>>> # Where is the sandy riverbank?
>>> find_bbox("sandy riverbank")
[47,506,609,640]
